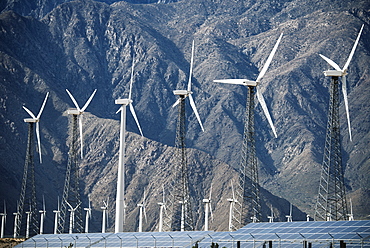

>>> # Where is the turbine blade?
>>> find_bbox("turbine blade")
[256,88,277,138]
[162,184,165,203]
[36,122,42,163]
[66,89,81,111]
[172,98,181,108]
[129,58,135,100]
[343,24,364,71]
[209,183,213,200]
[187,40,195,92]
[43,195,46,212]
[231,181,235,200]
[23,106,36,119]
[256,33,283,83]
[129,104,144,136]
[66,201,73,210]
[116,107,122,114]
[189,94,205,132]
[342,76,352,141]
[210,203,214,222]
[79,115,84,158]
[37,92,49,119]
[81,89,97,112]
[213,79,253,85]
[319,54,341,71]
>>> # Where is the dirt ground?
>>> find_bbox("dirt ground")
[0,238,25,248]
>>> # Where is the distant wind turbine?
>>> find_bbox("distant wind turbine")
[0,201,6,238]
[66,201,81,234]
[101,198,109,233]
[157,185,166,232]
[227,181,238,232]
[286,203,293,222]
[53,197,60,234]
[268,205,274,223]
[137,190,147,232]
[203,184,213,231]
[39,196,46,234]
[84,197,92,233]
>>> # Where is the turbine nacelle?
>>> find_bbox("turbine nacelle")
[67,108,83,115]
[213,79,257,87]
[173,89,192,96]
[323,70,346,77]
[202,199,211,203]
[115,99,133,106]
[227,198,237,203]
[23,118,39,123]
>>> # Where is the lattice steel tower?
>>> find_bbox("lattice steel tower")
[165,40,204,231]
[214,33,283,229]
[314,75,348,221]
[57,114,83,233]
[15,122,39,238]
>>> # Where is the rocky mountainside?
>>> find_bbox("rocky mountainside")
[0,0,369,234]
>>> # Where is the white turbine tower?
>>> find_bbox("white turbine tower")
[66,201,81,234]
[347,198,354,221]
[101,198,109,233]
[319,24,364,142]
[227,181,237,232]
[137,190,147,232]
[53,197,60,234]
[157,185,166,232]
[286,203,293,222]
[13,204,20,238]
[268,205,274,223]
[25,206,32,238]
[84,197,92,233]
[203,184,213,231]
[22,92,49,163]
[66,89,97,158]
[0,201,6,238]
[115,58,143,233]
[39,196,46,234]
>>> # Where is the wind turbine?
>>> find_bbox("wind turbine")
[157,185,166,232]
[214,33,283,227]
[0,201,6,238]
[25,206,32,238]
[15,93,48,237]
[22,92,49,164]
[115,57,143,233]
[13,204,20,238]
[203,184,214,231]
[53,197,60,234]
[268,205,274,223]
[286,203,293,222]
[66,201,81,234]
[58,90,95,234]
[137,190,147,232]
[101,198,109,233]
[167,40,203,232]
[315,24,364,222]
[66,89,97,159]
[319,24,364,142]
[227,181,238,232]
[84,197,92,233]
[347,198,354,221]
[39,196,46,234]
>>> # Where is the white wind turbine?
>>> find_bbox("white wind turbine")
[319,24,364,142]
[84,197,92,233]
[101,198,109,233]
[268,205,274,223]
[157,185,166,232]
[347,198,354,221]
[22,92,49,163]
[203,184,214,231]
[25,206,32,238]
[13,204,20,238]
[0,201,6,238]
[39,196,46,234]
[137,190,147,232]
[214,33,283,138]
[227,181,237,232]
[172,39,204,132]
[286,203,293,222]
[115,58,143,233]
[66,89,97,158]
[66,201,81,234]
[53,197,60,234]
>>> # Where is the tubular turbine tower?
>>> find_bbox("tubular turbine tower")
[314,24,364,221]
[57,89,96,233]
[165,40,204,231]
[214,33,283,229]
[15,92,49,237]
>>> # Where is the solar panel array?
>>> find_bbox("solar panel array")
[15,220,370,248]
